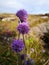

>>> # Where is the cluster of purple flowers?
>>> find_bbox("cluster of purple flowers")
[16,9,29,35]
[11,39,24,52]
[11,9,29,52]
[11,9,35,65]
[17,22,29,34]
[16,9,28,22]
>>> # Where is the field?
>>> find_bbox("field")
[0,13,49,65]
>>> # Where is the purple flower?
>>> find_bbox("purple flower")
[16,9,28,22]
[23,59,35,65]
[20,54,26,60]
[11,39,24,52]
[17,22,29,34]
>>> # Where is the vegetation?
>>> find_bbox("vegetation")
[0,14,49,65]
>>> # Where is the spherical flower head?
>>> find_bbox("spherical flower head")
[17,22,29,34]
[16,9,28,22]
[11,39,24,52]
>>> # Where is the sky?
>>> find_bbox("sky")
[0,0,49,14]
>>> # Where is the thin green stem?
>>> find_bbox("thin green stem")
[23,34,27,60]
[23,34,27,50]
[18,32,20,40]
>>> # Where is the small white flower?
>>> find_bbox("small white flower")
[42,49,45,53]
[30,48,34,53]
[27,54,30,58]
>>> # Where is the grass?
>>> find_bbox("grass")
[0,14,49,65]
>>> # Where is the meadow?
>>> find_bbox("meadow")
[0,13,49,65]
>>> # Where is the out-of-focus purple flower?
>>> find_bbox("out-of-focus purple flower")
[20,54,26,60]
[23,59,35,65]
[16,9,28,22]
[11,39,24,52]
[17,22,29,34]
